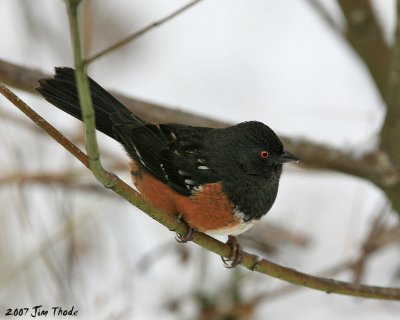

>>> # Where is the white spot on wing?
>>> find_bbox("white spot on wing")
[184,179,197,185]
[160,163,169,181]
[197,165,209,170]
[133,144,147,168]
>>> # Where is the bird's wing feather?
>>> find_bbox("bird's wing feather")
[114,122,219,196]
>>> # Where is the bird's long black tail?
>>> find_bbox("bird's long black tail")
[36,67,144,141]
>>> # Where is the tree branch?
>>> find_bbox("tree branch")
[0,59,47,93]
[0,171,110,194]
[67,0,116,188]
[308,1,400,214]
[379,0,400,221]
[0,58,225,127]
[1,59,397,188]
[84,0,204,64]
[1,81,400,301]
[305,0,346,38]
[337,0,391,97]
[282,138,399,187]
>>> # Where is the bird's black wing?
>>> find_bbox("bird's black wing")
[37,67,219,196]
[114,123,220,196]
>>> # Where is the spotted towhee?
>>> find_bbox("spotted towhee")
[37,67,298,266]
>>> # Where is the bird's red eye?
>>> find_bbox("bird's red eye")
[260,150,269,159]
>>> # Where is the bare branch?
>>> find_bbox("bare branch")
[0,59,47,93]
[283,138,399,187]
[85,0,204,64]
[378,1,400,214]
[306,0,346,37]
[337,0,391,97]
[1,59,397,188]
[0,58,225,127]
[381,1,400,160]
[307,0,391,97]
[0,171,111,194]
[0,82,89,167]
[0,210,92,284]
[350,205,389,284]
[2,83,400,300]
[67,0,116,188]
[0,171,86,185]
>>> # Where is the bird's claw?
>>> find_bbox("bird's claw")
[175,214,195,243]
[221,235,243,268]
[175,227,195,243]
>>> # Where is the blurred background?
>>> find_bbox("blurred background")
[0,0,399,319]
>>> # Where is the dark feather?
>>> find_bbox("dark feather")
[36,67,220,196]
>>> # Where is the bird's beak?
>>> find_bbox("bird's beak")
[277,150,299,164]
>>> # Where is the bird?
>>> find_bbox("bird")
[37,67,299,267]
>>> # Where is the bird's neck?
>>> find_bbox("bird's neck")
[223,173,281,221]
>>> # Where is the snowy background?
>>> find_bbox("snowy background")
[0,0,399,319]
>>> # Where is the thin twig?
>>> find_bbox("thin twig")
[0,210,92,284]
[67,0,116,188]
[249,221,400,304]
[0,171,111,194]
[0,59,47,93]
[0,83,89,167]
[0,57,226,127]
[0,171,86,184]
[306,0,346,38]
[84,0,204,64]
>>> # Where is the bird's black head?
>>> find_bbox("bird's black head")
[212,121,298,179]
[204,121,298,220]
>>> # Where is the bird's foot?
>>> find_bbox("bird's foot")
[176,227,195,243]
[175,214,195,243]
[222,235,243,268]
